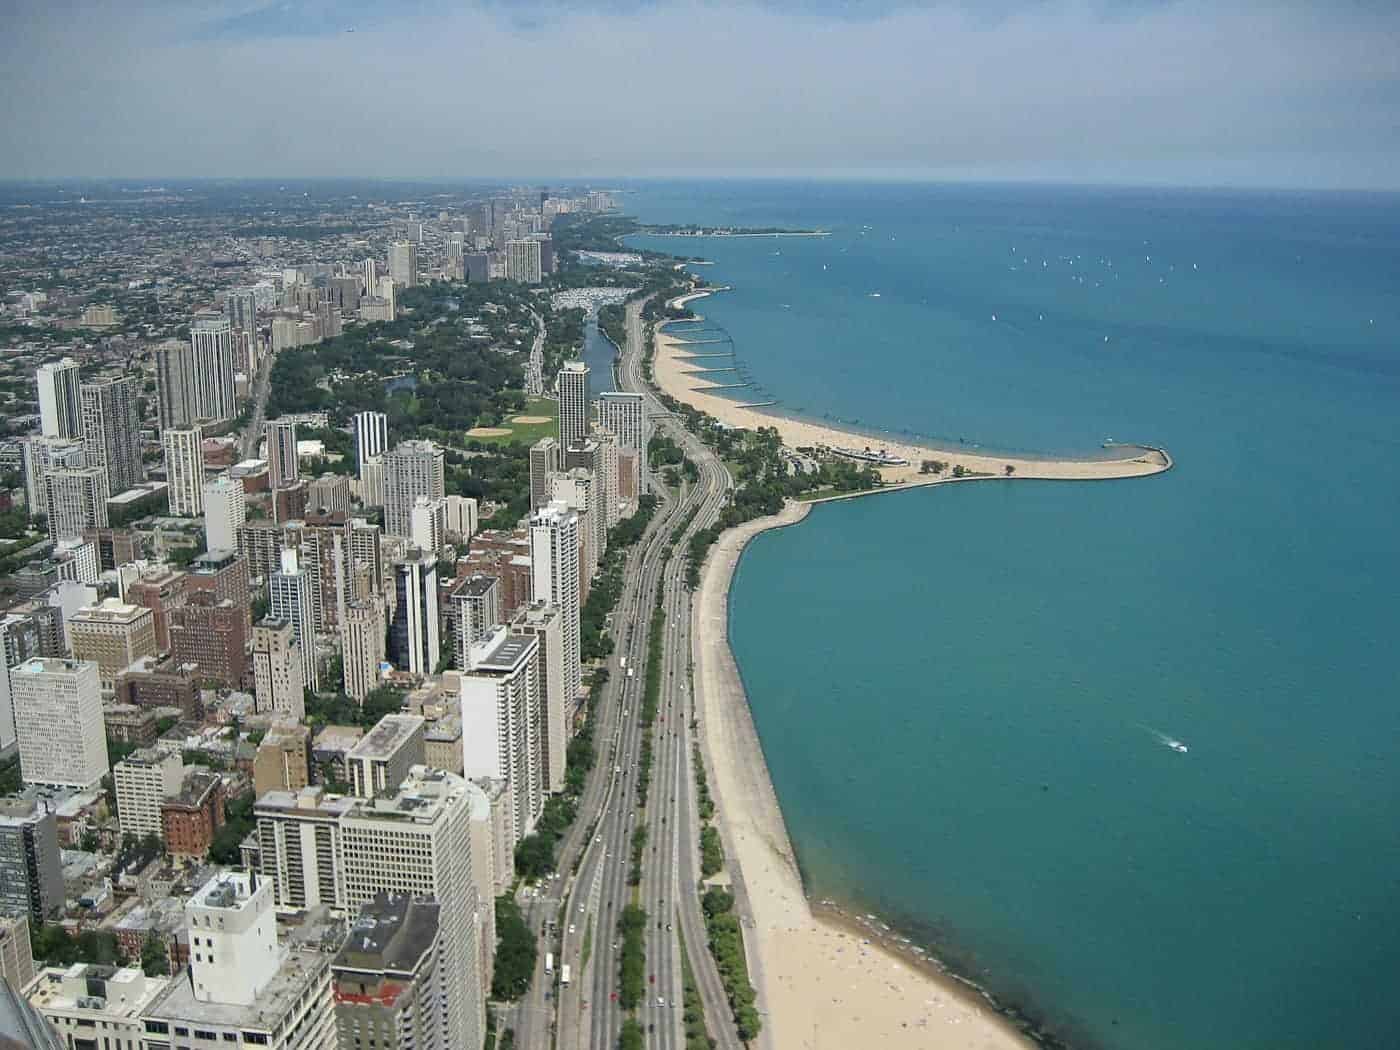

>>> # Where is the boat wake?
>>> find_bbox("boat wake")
[1137,724,1189,754]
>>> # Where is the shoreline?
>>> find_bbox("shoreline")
[658,288,1173,485]
[693,501,1038,1050]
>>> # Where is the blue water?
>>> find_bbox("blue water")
[581,316,618,401]
[626,181,1400,1050]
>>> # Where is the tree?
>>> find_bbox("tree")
[140,934,171,976]
[1004,464,1015,476]
[490,896,537,1001]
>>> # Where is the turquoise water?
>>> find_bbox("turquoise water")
[627,182,1400,1050]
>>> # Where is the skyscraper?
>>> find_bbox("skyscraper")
[383,440,445,539]
[505,239,542,284]
[598,390,647,491]
[529,437,559,513]
[9,658,109,789]
[0,797,64,923]
[557,361,589,448]
[352,410,387,476]
[202,475,246,552]
[163,425,205,516]
[361,258,378,299]
[459,628,544,837]
[269,548,317,689]
[35,358,82,439]
[389,241,418,288]
[265,418,299,489]
[252,618,305,721]
[389,549,439,676]
[341,598,386,701]
[189,310,238,425]
[224,287,257,333]
[451,574,500,669]
[21,436,85,520]
[528,502,582,705]
[44,466,108,542]
[80,375,142,495]
[515,601,568,794]
[410,495,446,555]
[154,340,198,428]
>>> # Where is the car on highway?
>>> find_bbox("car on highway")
[656,996,666,1008]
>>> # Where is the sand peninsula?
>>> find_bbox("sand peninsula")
[670,288,1171,1050]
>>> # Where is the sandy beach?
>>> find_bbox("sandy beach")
[656,292,1171,487]
[693,502,1036,1050]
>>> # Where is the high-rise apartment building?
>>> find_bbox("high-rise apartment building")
[168,594,247,689]
[551,470,598,588]
[332,894,448,1050]
[22,436,85,520]
[341,598,386,702]
[9,658,109,788]
[113,748,185,841]
[67,600,157,693]
[189,310,238,424]
[252,724,311,797]
[598,389,647,491]
[409,494,446,555]
[340,768,484,1050]
[265,418,299,489]
[162,425,205,516]
[0,798,63,922]
[225,287,257,332]
[557,361,589,448]
[80,375,142,495]
[389,241,418,288]
[202,474,246,552]
[515,601,568,794]
[505,238,543,284]
[529,436,559,512]
[388,549,439,676]
[451,574,501,669]
[460,628,544,838]
[155,340,197,429]
[529,502,582,705]
[35,358,82,439]
[43,465,108,542]
[444,493,479,540]
[269,548,317,689]
[361,258,378,299]
[252,618,306,721]
[0,913,35,992]
[347,714,426,799]
[353,410,387,476]
[383,440,444,539]
[253,786,356,911]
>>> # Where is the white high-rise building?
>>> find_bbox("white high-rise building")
[529,437,559,513]
[515,601,568,794]
[388,550,439,676]
[599,390,647,494]
[190,310,238,424]
[389,241,418,288]
[341,598,386,702]
[252,618,305,721]
[187,871,280,1005]
[9,658,109,789]
[155,340,197,428]
[202,475,246,553]
[340,768,485,1050]
[44,466,108,542]
[113,748,184,841]
[451,575,500,669]
[444,494,478,540]
[528,502,582,705]
[505,239,542,284]
[361,258,378,299]
[383,440,445,539]
[269,549,317,689]
[410,495,446,555]
[265,418,298,489]
[352,411,387,477]
[21,436,85,519]
[550,470,597,585]
[557,362,589,448]
[377,275,398,318]
[35,358,82,439]
[80,375,142,495]
[460,628,544,837]
[162,425,205,516]
[357,455,385,508]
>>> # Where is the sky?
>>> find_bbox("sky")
[1,0,1398,189]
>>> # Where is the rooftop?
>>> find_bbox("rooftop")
[334,893,440,977]
[467,629,536,675]
[348,715,425,762]
[145,949,328,1033]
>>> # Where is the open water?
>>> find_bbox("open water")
[627,180,1400,1050]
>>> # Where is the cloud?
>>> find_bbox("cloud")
[1,0,1397,187]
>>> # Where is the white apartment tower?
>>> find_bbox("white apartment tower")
[409,495,446,555]
[352,410,387,476]
[190,310,238,424]
[529,502,582,705]
[44,466,108,542]
[9,658,109,789]
[361,258,378,299]
[80,375,143,495]
[113,748,184,841]
[452,575,500,670]
[341,598,386,702]
[383,440,445,539]
[389,241,418,288]
[505,239,543,284]
[20,435,84,519]
[597,390,647,456]
[529,437,559,513]
[340,768,485,1050]
[550,470,598,586]
[155,340,197,428]
[269,548,317,689]
[515,601,568,794]
[557,362,589,448]
[202,475,247,552]
[163,425,205,516]
[460,629,545,838]
[252,618,305,721]
[36,358,82,439]
[186,871,280,1006]
[265,418,299,489]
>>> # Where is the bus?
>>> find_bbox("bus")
[545,952,554,976]
[561,964,572,986]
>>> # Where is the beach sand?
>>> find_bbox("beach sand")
[511,414,552,424]
[694,503,1036,1050]
[465,426,513,437]
[655,297,1171,486]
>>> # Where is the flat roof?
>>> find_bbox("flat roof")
[348,715,424,762]
[146,949,328,1033]
[473,632,536,674]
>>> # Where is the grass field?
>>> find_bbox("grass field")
[466,397,559,446]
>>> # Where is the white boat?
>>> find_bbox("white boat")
[1169,741,1189,754]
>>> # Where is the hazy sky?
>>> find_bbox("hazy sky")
[2,0,1398,188]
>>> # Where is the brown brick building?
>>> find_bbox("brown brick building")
[103,704,159,746]
[113,661,203,720]
[125,569,189,651]
[168,594,247,690]
[160,771,225,862]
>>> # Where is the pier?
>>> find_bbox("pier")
[671,337,730,346]
[695,383,750,391]
[674,352,734,359]
[682,367,741,375]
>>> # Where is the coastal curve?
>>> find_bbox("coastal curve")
[693,499,1035,1050]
